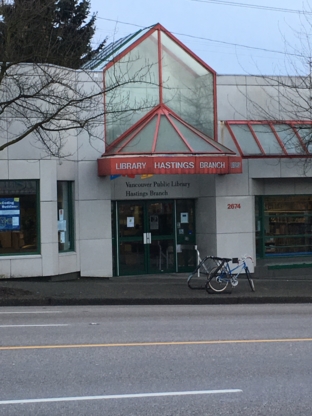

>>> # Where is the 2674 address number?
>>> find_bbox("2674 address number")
[227,203,241,209]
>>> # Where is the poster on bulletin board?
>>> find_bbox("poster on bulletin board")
[0,198,20,230]
[127,217,135,228]
[180,212,189,224]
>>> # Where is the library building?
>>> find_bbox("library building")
[1,23,312,279]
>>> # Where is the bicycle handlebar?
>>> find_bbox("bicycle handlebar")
[240,255,253,262]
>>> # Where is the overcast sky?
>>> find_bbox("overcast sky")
[89,0,310,75]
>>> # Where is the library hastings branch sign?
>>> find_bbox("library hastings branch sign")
[97,155,243,176]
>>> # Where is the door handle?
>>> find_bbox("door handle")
[146,232,151,244]
[143,232,151,244]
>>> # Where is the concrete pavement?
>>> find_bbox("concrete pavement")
[1,273,312,306]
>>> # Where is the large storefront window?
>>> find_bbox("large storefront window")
[256,195,312,258]
[0,180,39,255]
[57,182,74,252]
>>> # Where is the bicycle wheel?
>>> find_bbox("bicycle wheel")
[207,266,229,293]
[187,257,212,289]
[245,268,255,292]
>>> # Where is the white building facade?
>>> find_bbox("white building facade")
[1,24,312,279]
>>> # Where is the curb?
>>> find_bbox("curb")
[1,296,312,307]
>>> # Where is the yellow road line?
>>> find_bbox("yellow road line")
[1,338,312,351]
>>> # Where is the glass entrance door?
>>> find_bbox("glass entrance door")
[117,201,175,275]
[117,202,145,275]
[147,201,175,274]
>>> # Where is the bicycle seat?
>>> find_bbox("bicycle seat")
[211,256,232,262]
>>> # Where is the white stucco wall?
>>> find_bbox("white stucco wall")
[0,66,113,278]
[2,70,312,278]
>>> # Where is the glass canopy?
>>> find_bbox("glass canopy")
[226,121,312,157]
[106,105,232,155]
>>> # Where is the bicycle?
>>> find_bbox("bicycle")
[205,256,255,293]
[187,252,221,289]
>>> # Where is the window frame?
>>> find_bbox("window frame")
[57,181,75,253]
[0,180,40,256]
[256,195,312,258]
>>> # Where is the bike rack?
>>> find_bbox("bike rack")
[195,245,202,277]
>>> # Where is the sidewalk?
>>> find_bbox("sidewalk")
[1,274,312,306]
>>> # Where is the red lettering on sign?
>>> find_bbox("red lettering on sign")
[227,204,241,209]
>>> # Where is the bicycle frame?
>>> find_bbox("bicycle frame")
[226,260,247,283]
[188,252,255,293]
[217,257,251,286]
[206,255,255,293]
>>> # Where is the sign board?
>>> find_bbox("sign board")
[0,198,20,230]
[150,215,159,230]
[98,155,243,176]
[127,217,135,228]
[181,212,189,223]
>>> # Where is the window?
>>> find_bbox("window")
[57,182,74,252]
[256,195,312,258]
[0,180,39,255]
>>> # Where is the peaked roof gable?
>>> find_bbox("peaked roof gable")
[96,24,242,176]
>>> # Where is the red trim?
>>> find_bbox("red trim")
[103,24,216,81]
[158,25,217,141]
[157,24,217,142]
[158,29,163,105]
[106,105,161,153]
[103,71,107,148]
[152,112,161,152]
[292,125,309,153]
[226,120,312,157]
[115,128,140,154]
[160,38,200,79]
[158,24,216,76]
[213,74,218,142]
[104,26,159,71]
[247,124,265,155]
[103,23,218,144]
[98,155,242,176]
[104,151,235,156]
[105,103,230,156]
[164,108,194,152]
[269,123,288,155]
[238,154,312,159]
[224,122,243,157]
[226,120,312,126]
[118,114,157,154]
[169,110,228,152]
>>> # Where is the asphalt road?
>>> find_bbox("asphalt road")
[0,304,311,415]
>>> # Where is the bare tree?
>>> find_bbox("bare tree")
[0,59,158,158]
[0,1,159,158]
[238,4,312,157]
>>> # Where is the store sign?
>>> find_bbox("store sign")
[118,178,194,198]
[98,156,242,176]
[0,198,20,230]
